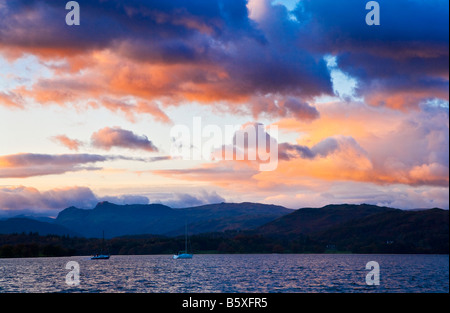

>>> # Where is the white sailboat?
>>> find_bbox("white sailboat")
[173,221,193,259]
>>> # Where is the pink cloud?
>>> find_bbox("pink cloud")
[0,91,23,108]
[51,135,83,151]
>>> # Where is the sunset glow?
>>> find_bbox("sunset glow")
[0,0,448,217]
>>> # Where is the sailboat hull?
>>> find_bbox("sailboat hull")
[91,255,110,260]
[173,253,193,259]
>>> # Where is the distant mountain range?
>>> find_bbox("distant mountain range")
[0,218,79,237]
[2,201,291,238]
[0,202,448,253]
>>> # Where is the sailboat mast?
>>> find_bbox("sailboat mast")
[185,221,188,253]
[102,230,105,254]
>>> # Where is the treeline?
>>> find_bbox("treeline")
[1,228,448,258]
[0,232,325,258]
[0,233,76,258]
[316,209,449,254]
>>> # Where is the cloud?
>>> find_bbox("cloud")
[0,186,228,218]
[154,161,261,190]
[263,183,450,211]
[1,0,447,117]
[295,0,449,109]
[50,127,165,155]
[375,186,450,210]
[0,0,332,119]
[156,103,449,190]
[0,186,98,217]
[0,153,153,178]
[279,137,341,160]
[51,135,83,151]
[275,97,449,185]
[409,163,449,187]
[0,0,448,211]
[0,91,23,108]
[95,97,171,123]
[158,123,354,188]
[359,76,449,110]
[244,97,320,121]
[3,0,446,116]
[91,127,158,152]
[0,153,104,178]
[0,186,151,217]
[283,98,320,120]
[99,194,150,206]
[155,190,225,208]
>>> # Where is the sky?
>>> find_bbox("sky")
[0,0,448,217]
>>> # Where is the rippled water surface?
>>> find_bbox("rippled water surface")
[0,254,448,293]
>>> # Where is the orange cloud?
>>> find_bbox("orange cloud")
[51,135,83,151]
[154,106,449,190]
[275,101,402,146]
[364,88,450,111]
[155,140,449,193]
[408,163,449,186]
[6,50,248,122]
[0,91,24,108]
[6,47,326,123]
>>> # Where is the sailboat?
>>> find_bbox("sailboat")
[91,231,110,260]
[173,221,193,259]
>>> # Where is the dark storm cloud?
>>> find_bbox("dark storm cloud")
[0,0,333,110]
[294,0,449,108]
[0,0,447,113]
[0,0,261,60]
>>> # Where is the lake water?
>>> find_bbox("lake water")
[0,254,448,293]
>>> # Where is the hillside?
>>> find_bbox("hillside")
[0,218,79,237]
[55,201,292,238]
[257,204,396,235]
[167,202,292,236]
[56,202,178,238]
[316,208,449,253]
